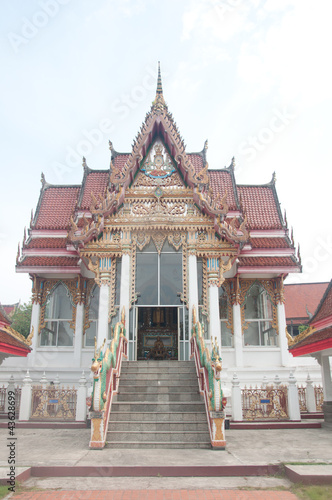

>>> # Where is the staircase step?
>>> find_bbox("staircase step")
[112,402,205,412]
[109,412,208,422]
[119,378,197,387]
[118,385,199,394]
[108,421,209,432]
[120,372,196,381]
[122,361,194,368]
[106,441,211,449]
[107,360,209,449]
[107,430,210,443]
[121,367,197,374]
[114,392,201,402]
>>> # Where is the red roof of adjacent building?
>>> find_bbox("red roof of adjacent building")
[311,281,332,324]
[289,281,332,356]
[34,187,80,230]
[0,309,31,357]
[284,282,329,323]
[237,185,283,230]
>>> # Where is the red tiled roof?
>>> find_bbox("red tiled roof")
[20,256,79,267]
[209,170,238,211]
[1,304,18,317]
[113,154,129,171]
[35,187,80,230]
[284,283,329,322]
[310,281,332,324]
[289,326,332,351]
[188,154,204,173]
[0,310,10,324]
[238,256,296,267]
[250,238,290,249]
[237,186,283,230]
[80,171,109,209]
[0,329,30,351]
[25,238,67,249]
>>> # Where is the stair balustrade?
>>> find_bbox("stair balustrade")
[89,308,128,449]
[190,306,227,449]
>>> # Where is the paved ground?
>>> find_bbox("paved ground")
[1,426,331,499]
[8,490,299,499]
[1,426,331,467]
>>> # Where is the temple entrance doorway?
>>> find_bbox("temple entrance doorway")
[129,305,189,361]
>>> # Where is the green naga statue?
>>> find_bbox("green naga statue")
[192,306,226,413]
[90,320,125,412]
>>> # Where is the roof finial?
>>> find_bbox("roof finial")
[152,62,167,113]
[156,60,163,95]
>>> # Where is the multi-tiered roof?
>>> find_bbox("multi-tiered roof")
[16,65,301,279]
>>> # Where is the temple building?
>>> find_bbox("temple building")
[1,65,317,389]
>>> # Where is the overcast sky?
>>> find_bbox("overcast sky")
[1,0,331,304]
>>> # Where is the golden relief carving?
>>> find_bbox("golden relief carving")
[214,418,225,441]
[130,243,137,308]
[108,258,118,322]
[238,279,279,335]
[130,200,186,219]
[132,169,184,188]
[38,279,78,334]
[202,258,209,321]
[181,241,189,308]
[221,281,233,333]
[83,279,97,335]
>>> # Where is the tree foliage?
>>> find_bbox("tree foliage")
[11,302,32,338]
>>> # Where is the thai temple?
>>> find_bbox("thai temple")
[2,64,321,398]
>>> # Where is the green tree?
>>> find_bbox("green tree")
[11,302,32,338]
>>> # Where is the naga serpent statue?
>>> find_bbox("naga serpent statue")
[192,306,226,413]
[90,320,125,412]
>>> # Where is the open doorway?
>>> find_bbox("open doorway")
[136,307,178,360]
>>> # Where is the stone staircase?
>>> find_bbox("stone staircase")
[107,360,211,448]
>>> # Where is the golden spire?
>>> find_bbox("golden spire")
[156,61,163,95]
[152,61,167,113]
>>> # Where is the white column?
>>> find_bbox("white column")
[277,302,289,367]
[96,257,112,347]
[97,281,110,348]
[76,371,87,421]
[19,371,33,421]
[73,303,84,367]
[231,373,243,421]
[287,371,301,421]
[233,303,243,367]
[120,253,131,333]
[5,375,15,413]
[27,301,41,367]
[207,258,221,349]
[321,355,332,401]
[188,254,199,330]
[305,374,317,413]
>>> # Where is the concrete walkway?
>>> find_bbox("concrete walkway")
[1,426,331,467]
[7,489,299,499]
[0,426,331,498]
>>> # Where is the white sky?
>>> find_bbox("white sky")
[1,0,331,304]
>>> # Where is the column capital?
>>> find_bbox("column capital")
[207,257,219,287]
